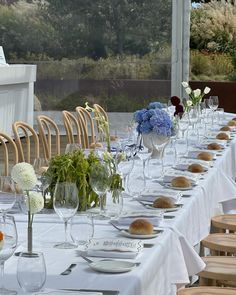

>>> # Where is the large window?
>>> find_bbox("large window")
[1,0,173,112]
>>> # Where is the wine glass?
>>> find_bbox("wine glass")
[53,182,79,249]
[0,215,18,295]
[208,96,219,111]
[0,177,16,214]
[89,162,111,218]
[176,113,189,138]
[17,252,46,293]
[116,148,134,197]
[136,136,153,184]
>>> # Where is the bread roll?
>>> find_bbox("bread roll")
[227,120,236,126]
[129,219,153,235]
[187,163,204,173]
[171,176,191,188]
[89,142,103,149]
[232,118,236,121]
[153,196,174,208]
[207,143,222,150]
[216,132,229,140]
[197,151,213,161]
[220,126,231,132]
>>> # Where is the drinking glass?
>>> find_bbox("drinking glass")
[53,182,79,249]
[137,137,153,185]
[176,113,189,138]
[216,108,224,125]
[17,252,46,293]
[70,213,94,246]
[116,148,134,197]
[65,143,81,154]
[163,139,177,168]
[33,158,49,178]
[208,96,219,111]
[90,162,111,218]
[105,189,123,219]
[0,177,16,214]
[0,215,18,295]
[128,158,145,198]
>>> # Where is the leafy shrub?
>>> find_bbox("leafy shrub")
[191,0,236,54]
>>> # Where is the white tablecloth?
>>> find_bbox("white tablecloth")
[4,113,236,295]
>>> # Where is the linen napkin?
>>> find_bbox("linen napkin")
[138,190,182,202]
[162,169,200,184]
[115,211,163,226]
[85,238,143,259]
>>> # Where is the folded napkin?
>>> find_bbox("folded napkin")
[187,150,215,160]
[85,238,143,259]
[163,169,200,184]
[138,190,181,202]
[115,211,163,226]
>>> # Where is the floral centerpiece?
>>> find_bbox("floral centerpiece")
[182,81,211,107]
[11,162,44,253]
[134,102,174,158]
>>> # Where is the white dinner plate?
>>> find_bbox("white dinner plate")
[164,184,194,191]
[120,229,161,239]
[89,260,136,273]
[145,204,182,212]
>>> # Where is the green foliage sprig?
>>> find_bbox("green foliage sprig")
[44,150,100,211]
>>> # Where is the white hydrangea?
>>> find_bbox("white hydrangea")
[182,81,189,88]
[11,162,37,191]
[204,87,211,94]
[26,192,44,214]
[193,89,201,98]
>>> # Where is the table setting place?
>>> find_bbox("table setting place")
[2,97,236,295]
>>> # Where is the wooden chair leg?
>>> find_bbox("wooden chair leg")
[199,242,205,256]
[199,276,208,286]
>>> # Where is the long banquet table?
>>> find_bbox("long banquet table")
[4,113,236,295]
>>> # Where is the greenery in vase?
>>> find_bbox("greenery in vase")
[44,150,101,211]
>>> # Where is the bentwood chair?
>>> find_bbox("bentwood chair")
[75,106,96,148]
[62,111,83,147]
[37,115,60,159]
[93,104,110,139]
[177,287,236,294]
[0,132,18,176]
[12,121,39,163]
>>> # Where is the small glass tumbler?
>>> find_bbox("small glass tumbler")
[216,108,224,125]
[70,213,94,246]
[17,252,46,293]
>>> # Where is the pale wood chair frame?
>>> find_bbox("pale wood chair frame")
[0,132,18,176]
[62,111,82,146]
[177,287,236,295]
[37,115,60,159]
[76,106,96,148]
[12,121,39,163]
[93,103,110,140]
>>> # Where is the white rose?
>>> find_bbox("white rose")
[26,192,44,214]
[193,89,201,98]
[182,81,189,88]
[186,100,193,107]
[11,162,37,190]
[204,87,211,94]
[185,87,192,95]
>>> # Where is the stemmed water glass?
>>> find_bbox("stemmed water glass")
[53,182,79,249]
[206,96,219,124]
[0,215,18,295]
[89,162,111,218]
[176,113,189,139]
[0,177,16,214]
[116,148,134,197]
[136,136,153,186]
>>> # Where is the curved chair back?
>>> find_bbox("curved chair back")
[93,104,110,139]
[37,115,60,159]
[62,111,82,146]
[0,132,18,176]
[75,106,96,148]
[12,121,39,163]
